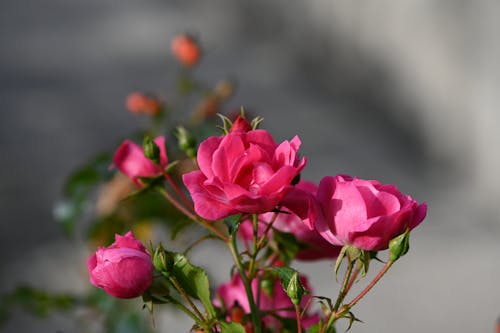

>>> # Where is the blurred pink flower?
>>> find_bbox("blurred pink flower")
[214,273,319,330]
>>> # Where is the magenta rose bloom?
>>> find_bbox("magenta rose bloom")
[87,231,154,298]
[214,274,319,329]
[239,181,341,260]
[182,118,306,220]
[113,136,167,186]
[315,175,427,251]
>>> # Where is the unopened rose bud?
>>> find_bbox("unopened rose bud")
[286,271,306,305]
[175,126,197,158]
[152,244,172,273]
[230,115,252,133]
[229,301,245,323]
[171,34,201,68]
[389,230,410,262]
[87,231,153,298]
[126,92,162,116]
[214,80,234,100]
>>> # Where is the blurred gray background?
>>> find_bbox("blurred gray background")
[1,0,500,332]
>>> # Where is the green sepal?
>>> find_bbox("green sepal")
[216,113,233,134]
[389,230,410,262]
[143,136,161,164]
[250,116,264,130]
[345,310,363,331]
[152,244,173,274]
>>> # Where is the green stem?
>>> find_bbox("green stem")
[228,233,262,333]
[153,294,202,324]
[347,260,394,309]
[248,214,259,279]
[157,187,229,242]
[324,260,394,332]
[295,304,303,333]
[183,234,218,255]
[324,260,354,331]
[333,260,354,312]
[256,211,279,250]
[168,275,206,322]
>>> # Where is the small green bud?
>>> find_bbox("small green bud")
[389,231,410,262]
[143,136,161,164]
[174,126,197,155]
[153,245,172,273]
[286,271,305,305]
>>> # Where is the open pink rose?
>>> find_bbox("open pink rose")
[182,118,306,220]
[87,231,153,298]
[113,136,167,186]
[239,181,341,260]
[214,274,319,329]
[315,175,427,251]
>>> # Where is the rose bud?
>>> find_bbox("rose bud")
[126,92,162,116]
[315,175,427,251]
[182,126,306,220]
[171,34,201,67]
[87,231,154,298]
[113,136,168,186]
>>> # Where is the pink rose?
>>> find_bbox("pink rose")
[87,231,154,298]
[315,175,427,251]
[239,181,341,260]
[214,274,319,329]
[113,136,167,186]
[182,118,306,220]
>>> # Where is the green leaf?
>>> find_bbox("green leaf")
[219,321,246,333]
[389,231,410,262]
[55,152,112,236]
[170,252,216,318]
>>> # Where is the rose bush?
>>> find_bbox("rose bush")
[87,231,154,298]
[315,174,427,251]
[183,117,306,220]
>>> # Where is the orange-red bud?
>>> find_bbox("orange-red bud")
[229,301,245,323]
[171,34,201,67]
[230,115,252,133]
[126,92,162,116]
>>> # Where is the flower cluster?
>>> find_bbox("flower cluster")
[83,35,427,333]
